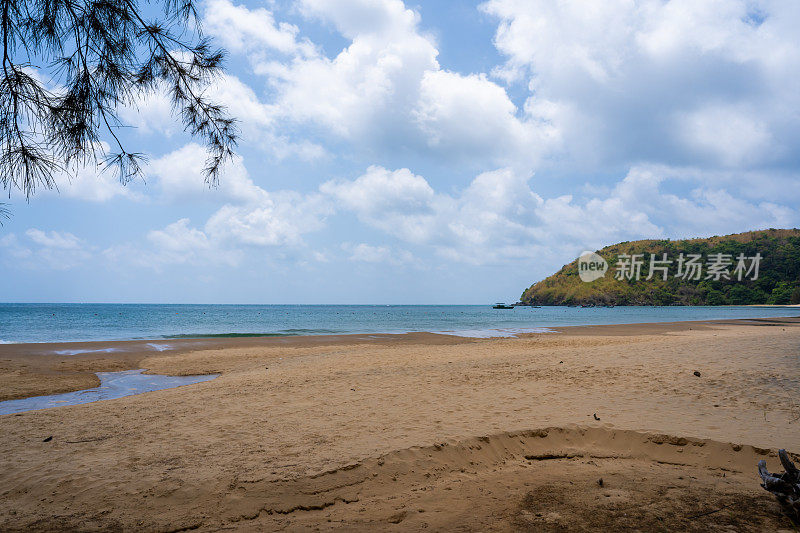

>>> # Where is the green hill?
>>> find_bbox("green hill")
[520,229,800,306]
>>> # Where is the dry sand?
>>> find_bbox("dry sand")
[1,318,800,531]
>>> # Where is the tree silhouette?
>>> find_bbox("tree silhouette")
[1,0,238,201]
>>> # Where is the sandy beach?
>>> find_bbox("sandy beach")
[1,317,800,531]
[4,0,799,528]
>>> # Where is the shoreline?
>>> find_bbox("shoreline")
[0,332,471,402]
[1,315,799,403]
[3,304,800,346]
[1,312,799,350]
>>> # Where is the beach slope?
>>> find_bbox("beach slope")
[1,319,799,531]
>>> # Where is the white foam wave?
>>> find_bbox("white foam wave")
[437,327,556,339]
[146,343,172,352]
[54,347,119,356]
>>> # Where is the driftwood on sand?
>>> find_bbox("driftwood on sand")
[757,449,800,519]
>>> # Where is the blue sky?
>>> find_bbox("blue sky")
[2,0,800,304]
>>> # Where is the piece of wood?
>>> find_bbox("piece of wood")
[757,449,800,519]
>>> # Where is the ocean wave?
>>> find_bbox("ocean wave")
[54,347,120,356]
[163,329,340,339]
[163,333,288,339]
[280,328,340,334]
[146,343,172,352]
[437,327,556,339]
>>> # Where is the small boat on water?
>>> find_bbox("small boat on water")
[492,303,515,309]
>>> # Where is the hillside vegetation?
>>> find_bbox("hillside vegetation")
[520,229,800,306]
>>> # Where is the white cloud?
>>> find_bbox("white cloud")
[414,70,556,166]
[206,75,276,135]
[343,242,415,265]
[322,163,799,265]
[148,218,210,253]
[105,154,334,269]
[147,143,266,203]
[0,234,32,260]
[204,0,316,57]
[321,165,434,215]
[115,218,239,268]
[56,166,140,203]
[24,2,800,269]
[323,166,553,261]
[139,0,800,176]
[200,0,552,168]
[36,142,142,203]
[116,89,177,138]
[606,166,796,236]
[1,230,92,269]
[205,192,331,247]
[25,229,83,249]
[299,0,420,39]
[482,0,800,170]
[261,11,438,142]
[119,68,325,161]
[678,104,773,166]
[16,156,799,274]
[321,166,440,243]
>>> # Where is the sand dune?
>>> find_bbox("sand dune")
[2,426,796,531]
[221,426,796,531]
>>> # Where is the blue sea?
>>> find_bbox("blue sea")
[1,303,799,344]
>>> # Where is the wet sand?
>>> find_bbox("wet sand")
[0,332,467,401]
[0,317,790,402]
[1,318,800,531]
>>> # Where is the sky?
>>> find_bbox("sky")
[2,0,800,304]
